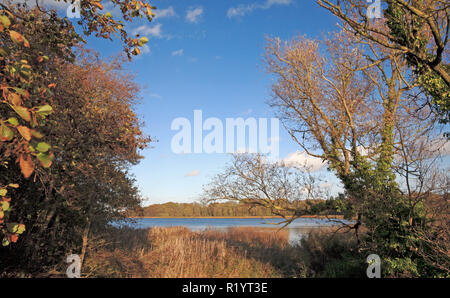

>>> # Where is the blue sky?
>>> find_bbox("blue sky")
[122,0,342,205]
[38,0,356,205]
[101,0,343,205]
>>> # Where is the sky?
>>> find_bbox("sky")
[29,0,448,206]
[115,0,341,205]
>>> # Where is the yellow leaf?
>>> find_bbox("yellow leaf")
[0,15,11,28]
[9,30,24,44]
[11,105,31,122]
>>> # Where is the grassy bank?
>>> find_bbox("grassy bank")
[79,226,365,278]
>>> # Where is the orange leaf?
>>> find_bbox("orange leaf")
[92,1,104,10]
[11,105,31,122]
[19,154,34,178]
[8,93,22,106]
[9,30,24,44]
[17,125,31,141]
[9,234,18,243]
[30,129,44,139]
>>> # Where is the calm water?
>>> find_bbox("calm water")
[114,217,346,245]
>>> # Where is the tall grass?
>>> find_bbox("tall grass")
[81,226,364,278]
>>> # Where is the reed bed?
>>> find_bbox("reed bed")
[82,225,360,278]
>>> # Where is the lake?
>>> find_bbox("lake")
[114,217,347,245]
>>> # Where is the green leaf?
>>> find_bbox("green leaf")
[2,238,10,247]
[36,142,51,153]
[35,104,53,117]
[0,123,14,141]
[0,188,6,196]
[1,201,10,211]
[37,152,54,168]
[7,117,19,126]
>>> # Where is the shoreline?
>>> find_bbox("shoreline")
[127,215,344,219]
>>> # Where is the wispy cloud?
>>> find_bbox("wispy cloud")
[184,170,200,177]
[172,49,184,56]
[132,23,163,38]
[154,6,177,19]
[281,151,326,172]
[148,93,161,99]
[186,7,204,23]
[227,0,292,18]
[141,44,151,54]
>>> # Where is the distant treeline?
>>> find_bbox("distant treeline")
[128,200,328,217]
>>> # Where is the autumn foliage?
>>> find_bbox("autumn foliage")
[0,1,152,276]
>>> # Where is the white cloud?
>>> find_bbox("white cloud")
[172,49,184,56]
[103,1,123,18]
[281,151,327,172]
[154,6,176,19]
[132,24,163,38]
[227,0,292,18]
[141,44,150,54]
[186,7,204,23]
[148,93,162,99]
[184,170,200,177]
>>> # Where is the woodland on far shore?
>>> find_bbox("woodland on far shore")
[127,200,339,218]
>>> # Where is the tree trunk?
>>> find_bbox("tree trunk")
[79,218,91,273]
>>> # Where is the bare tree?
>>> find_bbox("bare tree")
[264,30,424,183]
[202,153,327,227]
[265,32,376,179]
[393,130,449,273]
